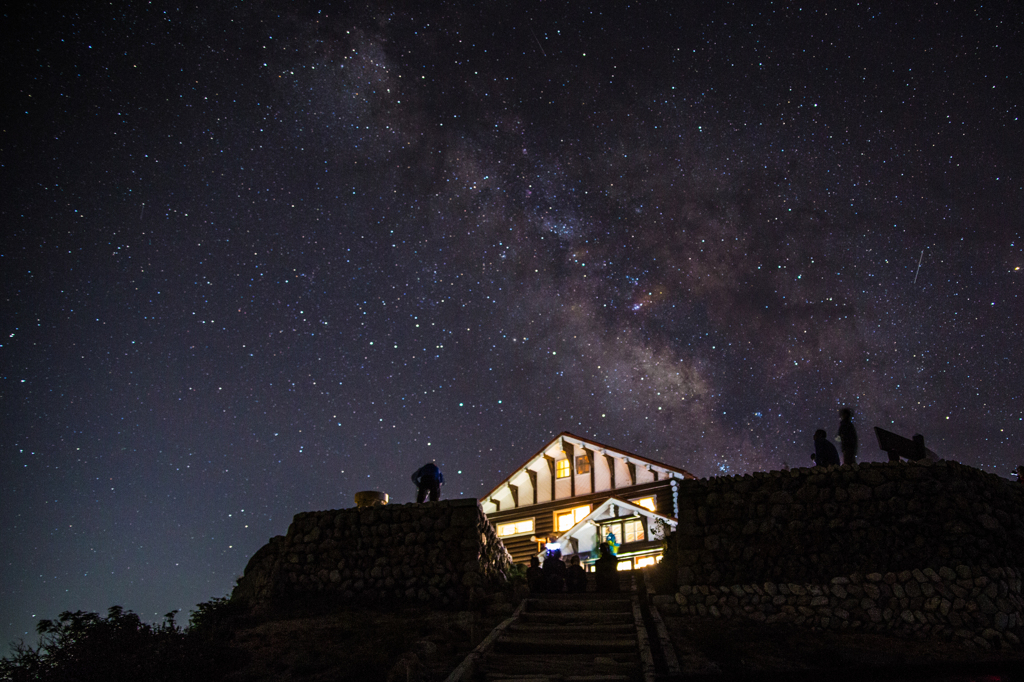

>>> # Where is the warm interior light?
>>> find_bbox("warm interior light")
[497,519,534,537]
[556,504,591,531]
[633,496,656,512]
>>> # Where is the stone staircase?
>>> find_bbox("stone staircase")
[445,574,657,682]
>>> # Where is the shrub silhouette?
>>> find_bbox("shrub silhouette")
[1,601,242,682]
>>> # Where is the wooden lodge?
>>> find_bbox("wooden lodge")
[481,432,697,569]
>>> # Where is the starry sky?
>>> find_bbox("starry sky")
[2,0,1022,651]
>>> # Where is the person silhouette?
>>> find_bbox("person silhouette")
[811,429,840,467]
[411,461,444,502]
[595,542,620,593]
[837,408,858,465]
[566,555,587,593]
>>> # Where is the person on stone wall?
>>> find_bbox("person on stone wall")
[411,460,444,502]
[566,555,587,593]
[811,429,841,467]
[595,542,620,593]
[837,408,859,465]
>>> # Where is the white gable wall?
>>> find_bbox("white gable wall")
[538,460,553,504]
[593,449,612,492]
[554,469,572,499]
[575,470,592,496]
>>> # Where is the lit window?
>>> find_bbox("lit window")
[576,455,591,475]
[635,556,657,569]
[601,523,622,544]
[555,459,571,479]
[496,519,534,538]
[633,496,656,512]
[623,519,645,543]
[556,505,591,532]
[616,560,632,571]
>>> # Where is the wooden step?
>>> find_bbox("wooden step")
[519,611,634,625]
[507,623,635,636]
[526,599,632,613]
[481,671,630,675]
[496,635,637,655]
[481,652,641,679]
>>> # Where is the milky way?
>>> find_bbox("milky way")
[2,1,1021,649]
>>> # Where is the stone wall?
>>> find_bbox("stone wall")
[231,499,513,610]
[655,565,1023,650]
[661,459,1024,645]
[669,459,1024,586]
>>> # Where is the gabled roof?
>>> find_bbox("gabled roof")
[483,431,696,501]
[559,497,678,537]
[545,496,678,556]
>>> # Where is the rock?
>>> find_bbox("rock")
[385,653,421,682]
[993,612,1009,631]
[848,484,872,501]
[981,628,1001,641]
[412,640,437,657]
[977,514,999,530]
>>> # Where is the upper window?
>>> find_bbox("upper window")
[576,455,591,475]
[624,519,645,543]
[496,518,535,538]
[555,504,591,532]
[600,522,622,544]
[632,496,656,512]
[602,519,646,544]
[555,458,571,479]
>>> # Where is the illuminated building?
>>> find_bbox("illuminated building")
[482,433,696,569]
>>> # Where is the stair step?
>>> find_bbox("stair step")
[482,652,640,678]
[496,635,637,655]
[519,612,634,625]
[481,671,630,675]
[526,599,631,612]
[507,623,635,636]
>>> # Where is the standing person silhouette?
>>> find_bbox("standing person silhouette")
[837,408,858,466]
[411,461,444,502]
[595,543,620,593]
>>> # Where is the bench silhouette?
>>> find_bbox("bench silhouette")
[873,427,938,462]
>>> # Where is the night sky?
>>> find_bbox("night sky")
[3,1,1022,651]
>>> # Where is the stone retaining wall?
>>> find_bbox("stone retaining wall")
[662,459,1024,645]
[231,499,512,609]
[654,565,1022,650]
[669,459,1024,586]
